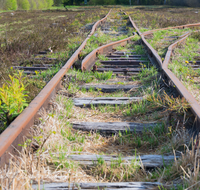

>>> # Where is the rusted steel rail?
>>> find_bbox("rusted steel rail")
[128,16,200,128]
[1,9,200,168]
[82,13,200,129]
[163,34,200,128]
[0,10,111,167]
[81,11,139,71]
[142,31,190,68]
[81,14,200,129]
[142,22,200,36]
[82,36,135,71]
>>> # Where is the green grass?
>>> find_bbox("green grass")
[79,30,130,59]
[66,69,115,84]
[98,54,109,61]
[146,28,191,58]
[90,152,141,182]
[49,5,82,10]
[79,10,134,59]
[0,5,82,13]
[0,10,13,13]
[123,100,148,116]
[0,7,198,188]
[94,71,113,80]
[132,66,158,84]
[168,32,200,102]
[54,94,169,157]
[34,63,62,82]
[0,8,108,129]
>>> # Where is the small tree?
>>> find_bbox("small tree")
[29,0,37,9]
[185,0,200,7]
[62,0,75,7]
[43,0,48,8]
[62,0,70,8]
[5,0,18,10]
[17,0,30,10]
[53,0,63,6]
[0,0,6,10]
[38,0,46,9]
[46,0,53,8]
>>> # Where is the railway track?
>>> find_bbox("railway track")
[0,9,200,190]
[32,11,175,189]
[130,18,200,127]
[13,55,58,75]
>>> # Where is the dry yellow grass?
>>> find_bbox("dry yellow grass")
[0,93,195,190]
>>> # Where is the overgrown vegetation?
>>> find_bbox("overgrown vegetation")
[0,6,198,190]
[127,6,200,31]
[79,10,133,59]
[55,0,200,7]
[0,8,108,130]
[169,32,200,103]
[1,0,54,10]
[0,84,193,189]
[146,28,191,58]
[0,71,28,128]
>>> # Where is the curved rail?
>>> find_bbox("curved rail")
[82,36,135,71]
[0,9,112,167]
[163,35,200,129]
[82,12,137,71]
[128,16,200,128]
[1,9,200,168]
[142,22,200,36]
[81,13,200,128]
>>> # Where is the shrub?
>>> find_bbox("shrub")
[17,0,30,10]
[29,0,37,9]
[46,0,54,8]
[38,0,44,9]
[43,0,48,8]
[53,0,63,6]
[38,0,48,9]
[0,71,28,125]
[5,0,18,10]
